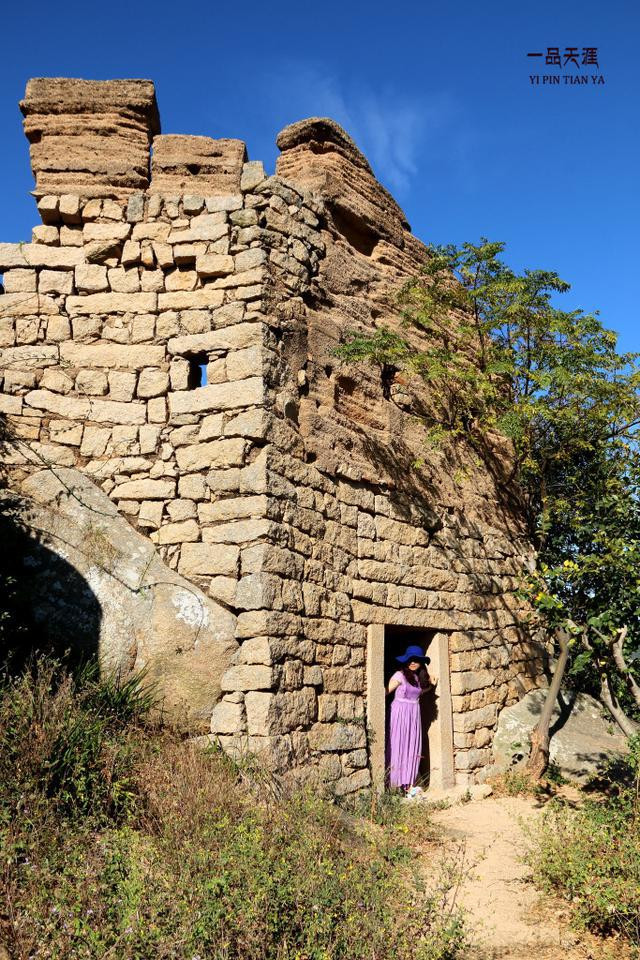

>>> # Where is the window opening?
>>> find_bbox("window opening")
[187,352,209,389]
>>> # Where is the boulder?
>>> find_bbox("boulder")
[492,689,628,782]
[13,467,238,729]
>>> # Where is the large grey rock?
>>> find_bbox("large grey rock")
[492,689,628,781]
[14,467,238,729]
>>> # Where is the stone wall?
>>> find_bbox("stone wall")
[0,79,546,793]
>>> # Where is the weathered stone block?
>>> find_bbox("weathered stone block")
[137,368,169,398]
[225,345,262,381]
[138,500,163,529]
[178,542,239,577]
[40,369,73,394]
[455,748,492,771]
[198,495,268,524]
[450,670,495,697]
[60,343,165,369]
[240,161,265,192]
[157,290,224,311]
[0,293,58,316]
[220,665,274,693]
[208,576,237,605]
[196,253,233,277]
[66,292,157,314]
[169,377,264,416]
[235,636,273,665]
[0,395,23,415]
[0,243,83,270]
[75,264,108,292]
[3,269,37,293]
[234,248,267,272]
[80,426,111,457]
[308,722,366,752]
[156,519,200,544]
[235,610,301,639]
[108,266,141,293]
[108,371,137,402]
[178,474,208,500]
[46,316,72,342]
[175,438,246,472]
[201,518,271,545]
[322,668,365,694]
[83,222,131,243]
[331,768,371,795]
[210,267,264,290]
[167,320,260,356]
[210,699,245,735]
[235,573,281,611]
[76,369,108,395]
[205,195,243,213]
[115,479,175,499]
[49,419,83,446]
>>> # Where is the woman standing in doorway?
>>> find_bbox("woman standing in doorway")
[387,645,435,794]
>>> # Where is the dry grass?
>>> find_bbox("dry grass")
[0,658,468,960]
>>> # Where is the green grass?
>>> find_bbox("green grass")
[0,658,468,960]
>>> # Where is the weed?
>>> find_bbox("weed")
[0,658,469,960]
[493,769,539,797]
[83,521,120,571]
[526,737,640,947]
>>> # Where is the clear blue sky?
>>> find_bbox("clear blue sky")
[2,0,638,350]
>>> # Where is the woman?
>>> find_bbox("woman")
[386,644,435,793]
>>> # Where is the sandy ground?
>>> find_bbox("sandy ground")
[429,795,612,960]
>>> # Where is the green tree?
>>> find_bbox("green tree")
[337,239,640,767]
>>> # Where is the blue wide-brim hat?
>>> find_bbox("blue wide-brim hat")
[396,645,430,664]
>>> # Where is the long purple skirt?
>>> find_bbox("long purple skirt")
[388,698,422,788]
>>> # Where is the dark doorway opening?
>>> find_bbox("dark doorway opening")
[384,625,437,788]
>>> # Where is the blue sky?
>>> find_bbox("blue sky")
[2,0,638,350]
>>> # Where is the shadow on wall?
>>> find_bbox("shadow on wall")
[0,414,102,674]
[0,509,103,675]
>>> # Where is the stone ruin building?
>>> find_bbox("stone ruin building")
[0,78,546,794]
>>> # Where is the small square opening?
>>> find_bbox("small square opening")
[187,352,209,389]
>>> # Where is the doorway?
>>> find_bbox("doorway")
[367,623,455,791]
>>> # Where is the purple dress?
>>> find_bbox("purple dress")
[388,670,422,788]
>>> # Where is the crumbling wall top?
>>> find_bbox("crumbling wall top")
[150,135,247,196]
[275,116,411,250]
[21,78,161,199]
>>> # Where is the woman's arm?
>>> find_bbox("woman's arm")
[386,672,402,696]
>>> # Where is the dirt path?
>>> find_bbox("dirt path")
[429,795,591,960]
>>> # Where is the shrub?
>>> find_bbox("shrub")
[0,657,151,822]
[526,740,640,946]
[0,660,468,960]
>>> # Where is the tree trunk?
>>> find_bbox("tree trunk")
[610,626,640,711]
[526,628,570,780]
[580,627,640,737]
[599,672,640,738]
